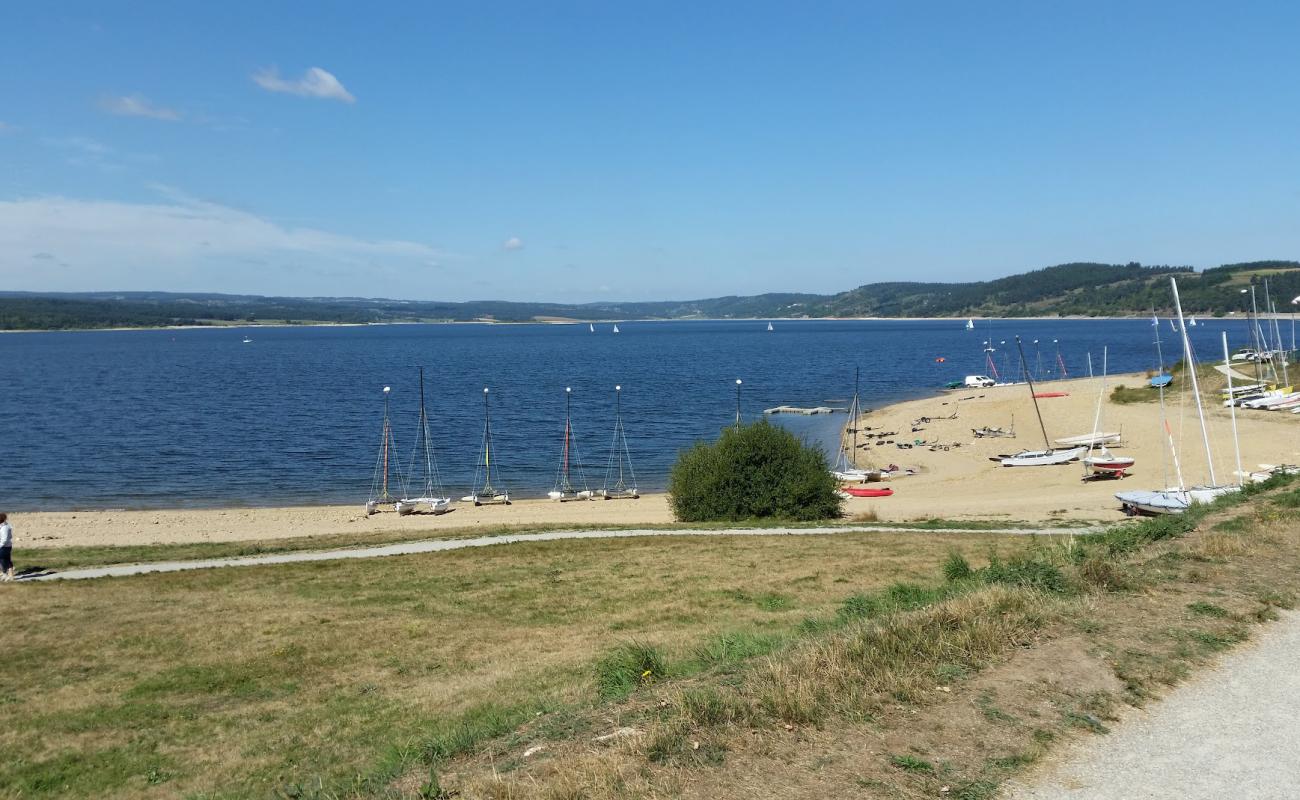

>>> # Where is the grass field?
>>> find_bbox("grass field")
[0,530,1025,798]
[5,478,1298,799]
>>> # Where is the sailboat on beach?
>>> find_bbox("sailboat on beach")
[462,388,510,505]
[548,387,593,501]
[1116,277,1240,514]
[1081,347,1135,478]
[396,367,451,515]
[832,367,882,482]
[998,337,1087,466]
[366,386,405,515]
[600,385,639,499]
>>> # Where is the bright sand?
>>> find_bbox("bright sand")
[15,372,1299,549]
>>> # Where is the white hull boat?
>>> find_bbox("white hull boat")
[832,468,882,483]
[1000,446,1086,467]
[397,496,452,515]
[1054,431,1121,447]
[1116,485,1238,515]
[1084,450,1135,477]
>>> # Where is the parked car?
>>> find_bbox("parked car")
[964,375,996,388]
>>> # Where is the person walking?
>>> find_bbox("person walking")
[0,514,12,582]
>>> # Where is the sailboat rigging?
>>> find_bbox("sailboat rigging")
[549,387,593,501]
[463,387,510,505]
[1081,347,1135,479]
[396,367,451,515]
[366,386,405,515]
[997,337,1086,466]
[600,385,639,499]
[832,366,882,482]
[1116,277,1240,514]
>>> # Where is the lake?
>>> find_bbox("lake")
[0,317,1274,510]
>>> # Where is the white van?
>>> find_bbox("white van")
[964,375,996,388]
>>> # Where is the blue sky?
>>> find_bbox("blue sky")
[3,1,1300,302]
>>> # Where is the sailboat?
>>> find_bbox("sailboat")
[1189,316,1198,327]
[1116,277,1240,514]
[999,337,1087,466]
[242,335,253,344]
[548,387,593,501]
[767,322,774,332]
[832,367,883,482]
[366,386,405,515]
[1081,347,1135,479]
[966,318,975,330]
[612,324,620,334]
[600,384,639,499]
[462,387,510,505]
[589,323,595,333]
[396,367,451,515]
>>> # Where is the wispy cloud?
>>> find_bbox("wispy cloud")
[0,190,441,293]
[42,135,111,156]
[98,94,181,121]
[0,121,14,134]
[252,67,355,103]
[503,236,524,251]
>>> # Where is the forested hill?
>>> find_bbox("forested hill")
[2,261,1298,330]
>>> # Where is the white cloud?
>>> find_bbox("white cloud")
[503,236,524,251]
[252,67,355,103]
[0,190,441,293]
[98,94,181,121]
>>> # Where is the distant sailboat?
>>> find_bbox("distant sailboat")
[396,366,451,515]
[242,336,252,343]
[589,323,595,333]
[548,387,593,501]
[1189,316,1198,327]
[612,324,620,334]
[462,387,510,505]
[366,386,404,515]
[767,322,774,332]
[966,318,975,330]
[601,385,639,499]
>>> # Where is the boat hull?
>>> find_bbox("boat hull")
[1000,446,1087,467]
[841,487,894,498]
[1115,486,1239,515]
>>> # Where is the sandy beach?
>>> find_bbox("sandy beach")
[14,371,1299,549]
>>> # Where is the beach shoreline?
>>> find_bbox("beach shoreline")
[13,370,1298,550]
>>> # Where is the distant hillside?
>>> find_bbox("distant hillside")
[2,261,1298,330]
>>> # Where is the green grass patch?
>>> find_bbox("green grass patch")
[890,754,935,773]
[595,641,668,700]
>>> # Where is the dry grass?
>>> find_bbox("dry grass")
[0,530,1021,797]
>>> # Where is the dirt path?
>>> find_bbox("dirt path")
[13,524,1096,582]
[1004,610,1300,799]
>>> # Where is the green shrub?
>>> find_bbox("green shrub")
[981,553,1069,593]
[667,419,843,522]
[595,642,667,700]
[943,550,974,582]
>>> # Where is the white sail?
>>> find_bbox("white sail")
[613,324,620,333]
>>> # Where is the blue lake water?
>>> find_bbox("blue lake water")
[0,317,1274,510]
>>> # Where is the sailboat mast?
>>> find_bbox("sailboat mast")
[851,366,860,469]
[1171,277,1216,486]
[616,385,624,487]
[563,387,572,484]
[1222,331,1244,487]
[1153,309,1166,372]
[483,387,492,489]
[1015,336,1051,449]
[1085,347,1108,473]
[382,386,391,499]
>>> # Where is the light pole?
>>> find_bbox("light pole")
[734,379,743,426]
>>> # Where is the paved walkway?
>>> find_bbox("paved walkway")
[1005,610,1300,799]
[17,524,1097,582]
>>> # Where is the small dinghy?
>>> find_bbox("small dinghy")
[396,367,451,515]
[463,387,510,505]
[1000,447,1086,467]
[600,385,639,499]
[366,386,405,515]
[548,387,593,501]
[841,486,894,498]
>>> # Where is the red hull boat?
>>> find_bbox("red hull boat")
[843,487,894,498]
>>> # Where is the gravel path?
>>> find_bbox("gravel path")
[1004,610,1300,799]
[15,524,1096,582]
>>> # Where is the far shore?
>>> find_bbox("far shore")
[4,311,1290,335]
[15,369,1299,550]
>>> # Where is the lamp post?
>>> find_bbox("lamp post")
[734,379,743,426]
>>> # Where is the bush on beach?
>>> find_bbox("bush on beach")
[667,419,843,522]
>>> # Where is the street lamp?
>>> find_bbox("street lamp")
[734,379,743,426]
